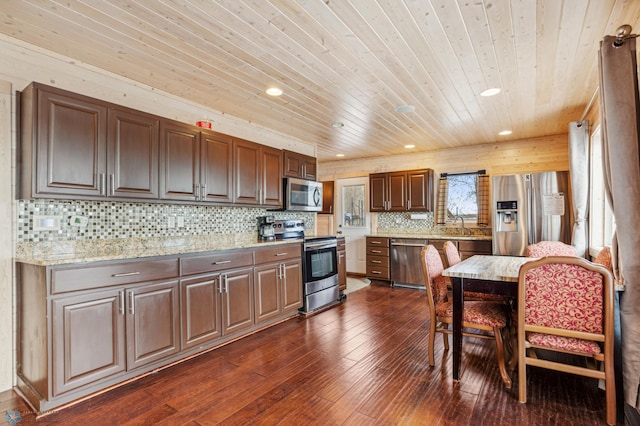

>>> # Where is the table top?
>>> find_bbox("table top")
[442,255,534,282]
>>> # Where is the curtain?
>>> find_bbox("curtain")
[435,176,448,225]
[599,32,640,410]
[568,121,589,257]
[477,174,490,227]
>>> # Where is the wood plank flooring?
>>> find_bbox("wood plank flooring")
[1,284,611,425]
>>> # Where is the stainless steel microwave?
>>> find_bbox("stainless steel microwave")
[284,177,323,211]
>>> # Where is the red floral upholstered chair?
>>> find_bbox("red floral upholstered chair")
[525,240,577,257]
[517,256,615,425]
[421,245,512,388]
[594,246,613,271]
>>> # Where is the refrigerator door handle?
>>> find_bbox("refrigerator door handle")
[527,185,534,244]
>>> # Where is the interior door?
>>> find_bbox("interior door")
[335,177,370,274]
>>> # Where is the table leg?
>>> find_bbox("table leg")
[452,276,463,380]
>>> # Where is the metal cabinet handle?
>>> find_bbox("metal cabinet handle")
[110,174,115,196]
[128,291,135,315]
[119,290,125,315]
[213,260,231,265]
[112,271,141,277]
[201,184,206,200]
[407,199,411,210]
[100,173,106,196]
[275,252,288,256]
[194,183,200,201]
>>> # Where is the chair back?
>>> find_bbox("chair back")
[519,256,613,335]
[525,241,577,257]
[594,246,613,271]
[443,241,461,267]
[421,245,448,314]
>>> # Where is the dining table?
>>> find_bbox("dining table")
[442,254,533,382]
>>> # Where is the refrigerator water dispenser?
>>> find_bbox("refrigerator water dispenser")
[495,200,518,232]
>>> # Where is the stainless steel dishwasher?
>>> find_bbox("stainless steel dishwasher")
[390,238,428,288]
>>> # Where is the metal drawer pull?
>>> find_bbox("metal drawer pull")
[370,241,382,245]
[372,271,382,274]
[112,271,141,277]
[371,260,382,264]
[391,243,426,247]
[275,252,288,256]
[371,250,382,253]
[213,260,231,265]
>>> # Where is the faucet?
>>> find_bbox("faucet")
[453,215,471,236]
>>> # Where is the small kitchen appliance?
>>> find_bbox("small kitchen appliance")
[257,215,276,241]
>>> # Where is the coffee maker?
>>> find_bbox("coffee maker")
[257,215,276,241]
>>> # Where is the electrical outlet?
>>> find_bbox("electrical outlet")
[168,216,176,228]
[177,216,185,227]
[33,215,62,231]
[69,215,89,227]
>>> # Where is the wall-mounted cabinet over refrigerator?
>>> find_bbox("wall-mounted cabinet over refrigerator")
[492,172,573,256]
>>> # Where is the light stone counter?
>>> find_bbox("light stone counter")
[442,254,534,282]
[367,231,492,241]
[15,233,302,266]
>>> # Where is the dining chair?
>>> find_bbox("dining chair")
[421,245,513,388]
[517,256,615,425]
[525,240,577,257]
[594,246,613,271]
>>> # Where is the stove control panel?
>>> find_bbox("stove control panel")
[273,219,305,239]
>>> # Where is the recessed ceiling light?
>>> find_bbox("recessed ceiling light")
[266,87,283,96]
[404,144,415,149]
[481,88,502,97]
[332,122,345,128]
[499,130,512,136]
[336,154,345,157]
[395,104,415,113]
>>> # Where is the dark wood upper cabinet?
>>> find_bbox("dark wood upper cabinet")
[233,138,282,207]
[319,181,334,214]
[369,169,434,212]
[283,150,317,180]
[201,132,233,203]
[21,83,108,199]
[159,120,200,202]
[108,107,159,199]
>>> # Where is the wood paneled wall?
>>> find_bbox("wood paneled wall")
[318,134,569,181]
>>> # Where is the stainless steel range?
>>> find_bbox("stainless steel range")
[273,220,339,313]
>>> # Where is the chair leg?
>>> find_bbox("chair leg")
[604,358,616,426]
[442,324,449,351]
[428,320,436,366]
[518,339,527,403]
[493,326,512,388]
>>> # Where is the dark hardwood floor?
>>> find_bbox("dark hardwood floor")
[1,284,611,425]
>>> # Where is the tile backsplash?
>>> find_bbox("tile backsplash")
[17,199,315,243]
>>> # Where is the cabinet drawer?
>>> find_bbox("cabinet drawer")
[181,250,254,276]
[366,246,389,257]
[367,255,389,268]
[52,258,179,293]
[254,243,302,264]
[458,239,492,253]
[367,237,389,247]
[337,237,346,250]
[366,265,390,279]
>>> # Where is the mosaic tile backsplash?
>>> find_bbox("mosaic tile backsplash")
[17,199,316,243]
[376,212,491,237]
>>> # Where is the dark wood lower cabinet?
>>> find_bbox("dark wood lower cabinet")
[337,237,347,293]
[17,244,303,413]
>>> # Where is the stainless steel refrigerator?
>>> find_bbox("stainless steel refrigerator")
[492,172,573,256]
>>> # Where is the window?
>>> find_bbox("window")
[436,171,489,226]
[589,125,616,250]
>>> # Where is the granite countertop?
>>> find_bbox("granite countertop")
[367,231,492,241]
[15,234,303,266]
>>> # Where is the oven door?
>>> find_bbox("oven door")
[303,241,337,283]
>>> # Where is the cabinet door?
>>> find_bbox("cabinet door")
[281,259,303,313]
[108,107,159,199]
[253,264,281,324]
[302,157,317,180]
[221,268,254,335]
[387,171,407,211]
[261,146,283,207]
[51,289,125,396]
[233,139,260,205]
[36,88,108,197]
[407,169,433,211]
[180,274,222,350]
[159,120,200,201]
[201,132,233,203]
[319,181,334,214]
[283,150,316,180]
[369,173,388,212]
[126,280,180,370]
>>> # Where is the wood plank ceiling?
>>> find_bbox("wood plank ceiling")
[1,1,640,162]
